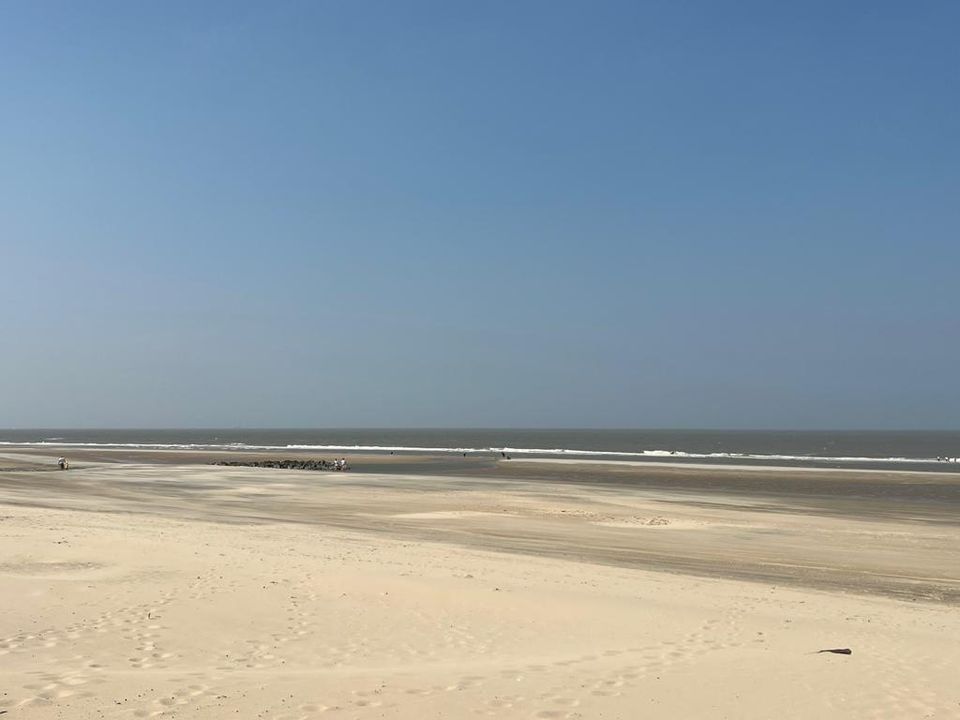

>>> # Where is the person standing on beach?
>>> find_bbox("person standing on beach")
[57,457,68,470]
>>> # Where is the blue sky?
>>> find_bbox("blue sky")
[1,1,957,428]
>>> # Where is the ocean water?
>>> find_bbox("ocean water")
[1,428,959,470]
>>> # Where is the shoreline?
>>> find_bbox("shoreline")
[3,442,960,476]
[2,440,959,474]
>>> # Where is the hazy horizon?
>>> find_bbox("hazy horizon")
[3,425,960,433]
[3,2,958,429]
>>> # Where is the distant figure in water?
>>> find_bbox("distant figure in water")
[57,457,68,470]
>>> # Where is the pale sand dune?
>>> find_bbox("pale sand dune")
[1,457,959,718]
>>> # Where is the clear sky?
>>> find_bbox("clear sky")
[1,1,957,429]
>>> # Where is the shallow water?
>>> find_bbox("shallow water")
[2,428,959,470]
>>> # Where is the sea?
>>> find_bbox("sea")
[1,429,959,471]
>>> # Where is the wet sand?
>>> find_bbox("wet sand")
[3,447,960,601]
[1,447,959,718]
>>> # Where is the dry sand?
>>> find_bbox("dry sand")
[1,449,959,719]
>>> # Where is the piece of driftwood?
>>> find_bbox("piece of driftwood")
[817,648,852,655]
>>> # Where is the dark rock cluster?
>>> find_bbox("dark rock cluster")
[212,459,335,471]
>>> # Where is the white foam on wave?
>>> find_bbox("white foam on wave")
[498,447,959,464]
[0,440,957,464]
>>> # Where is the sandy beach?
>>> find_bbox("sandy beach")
[2,448,959,719]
